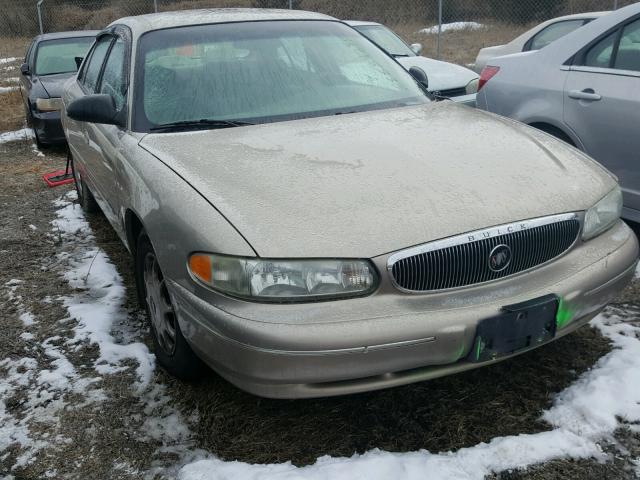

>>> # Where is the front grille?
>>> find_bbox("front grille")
[389,215,580,292]
[438,87,467,98]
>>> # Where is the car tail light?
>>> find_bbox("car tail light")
[478,66,500,91]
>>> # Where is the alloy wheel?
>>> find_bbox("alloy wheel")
[143,252,178,356]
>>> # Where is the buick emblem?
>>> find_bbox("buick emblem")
[488,244,512,272]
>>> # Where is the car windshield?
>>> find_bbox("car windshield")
[353,25,416,57]
[134,20,428,131]
[35,37,94,76]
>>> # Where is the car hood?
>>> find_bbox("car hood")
[38,72,75,98]
[139,102,615,258]
[397,56,478,91]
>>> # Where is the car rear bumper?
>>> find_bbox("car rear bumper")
[170,221,638,398]
[32,110,66,145]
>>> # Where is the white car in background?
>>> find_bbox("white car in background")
[346,20,478,106]
[474,11,608,73]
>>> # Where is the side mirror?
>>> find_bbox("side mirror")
[74,56,84,70]
[67,94,120,125]
[409,66,429,90]
[410,43,423,55]
[20,63,30,76]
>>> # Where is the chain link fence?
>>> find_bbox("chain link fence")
[0,0,637,66]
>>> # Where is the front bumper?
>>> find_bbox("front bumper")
[170,220,638,398]
[32,110,66,145]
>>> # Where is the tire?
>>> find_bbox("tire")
[24,103,33,128]
[70,152,99,214]
[135,232,206,380]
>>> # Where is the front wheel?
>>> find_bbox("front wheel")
[135,232,206,380]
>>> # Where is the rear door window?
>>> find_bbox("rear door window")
[82,36,112,93]
[614,19,640,71]
[584,31,618,68]
[99,38,127,111]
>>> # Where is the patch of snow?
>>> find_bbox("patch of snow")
[20,332,34,341]
[0,57,18,65]
[0,129,34,144]
[419,22,484,34]
[28,224,37,231]
[31,143,45,157]
[19,312,36,327]
[0,86,18,94]
[53,193,155,389]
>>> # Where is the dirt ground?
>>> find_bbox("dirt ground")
[1,60,640,479]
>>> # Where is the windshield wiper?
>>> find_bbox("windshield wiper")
[392,54,411,57]
[149,118,255,132]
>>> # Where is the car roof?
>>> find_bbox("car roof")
[110,8,336,36]
[343,20,382,27]
[35,30,100,42]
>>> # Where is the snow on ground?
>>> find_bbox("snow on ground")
[0,57,18,65]
[177,314,640,479]
[0,129,34,144]
[0,86,18,94]
[419,22,484,34]
[52,192,155,388]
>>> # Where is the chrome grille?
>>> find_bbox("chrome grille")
[388,214,581,292]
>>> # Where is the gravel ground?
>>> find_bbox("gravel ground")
[1,55,640,478]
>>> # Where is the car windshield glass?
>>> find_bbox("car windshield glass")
[35,37,94,76]
[134,20,428,132]
[353,25,415,57]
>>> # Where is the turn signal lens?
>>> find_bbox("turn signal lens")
[478,66,500,91]
[188,254,212,284]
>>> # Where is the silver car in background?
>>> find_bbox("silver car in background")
[474,12,607,73]
[345,20,478,105]
[62,9,637,398]
[477,3,640,223]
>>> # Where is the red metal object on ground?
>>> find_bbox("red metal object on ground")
[42,168,74,188]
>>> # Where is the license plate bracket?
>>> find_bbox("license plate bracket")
[469,294,558,363]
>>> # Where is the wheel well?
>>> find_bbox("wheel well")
[528,122,575,147]
[124,210,144,256]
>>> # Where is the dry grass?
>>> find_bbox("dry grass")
[0,89,24,133]
[0,37,29,62]
[393,21,535,67]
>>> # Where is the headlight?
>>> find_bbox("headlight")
[188,254,378,302]
[36,97,63,112]
[465,78,479,94]
[582,186,622,240]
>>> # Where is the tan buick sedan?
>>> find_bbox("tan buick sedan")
[61,9,638,398]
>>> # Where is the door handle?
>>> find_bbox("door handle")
[568,89,602,101]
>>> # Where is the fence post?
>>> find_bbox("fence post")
[288,0,293,8]
[613,0,618,9]
[37,0,44,35]
[436,0,443,60]
[153,0,158,12]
